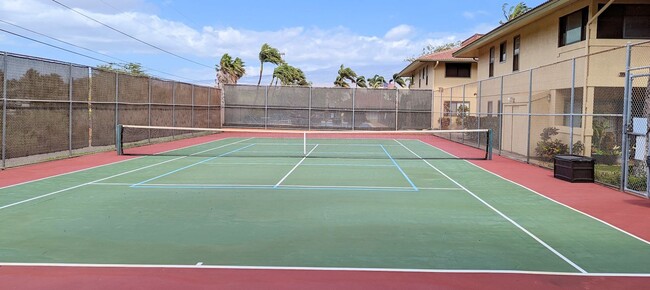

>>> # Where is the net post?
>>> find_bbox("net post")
[303,132,307,155]
[116,124,123,155]
[487,129,493,160]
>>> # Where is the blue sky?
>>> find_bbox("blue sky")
[0,0,546,86]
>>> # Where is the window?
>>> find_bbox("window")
[445,63,472,78]
[421,66,429,86]
[499,41,507,62]
[513,36,520,72]
[444,101,470,117]
[489,47,495,77]
[559,7,588,47]
[487,101,493,117]
[597,4,650,39]
[563,93,583,128]
[497,100,502,115]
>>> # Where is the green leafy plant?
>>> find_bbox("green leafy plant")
[535,127,567,161]
[439,117,451,129]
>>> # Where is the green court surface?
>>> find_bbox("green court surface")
[1,137,650,275]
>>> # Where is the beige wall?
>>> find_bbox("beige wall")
[475,0,650,81]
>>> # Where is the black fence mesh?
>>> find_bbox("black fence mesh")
[0,52,221,167]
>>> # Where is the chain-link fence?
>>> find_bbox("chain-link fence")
[623,41,650,196]
[0,52,221,168]
[223,84,432,130]
[436,41,650,192]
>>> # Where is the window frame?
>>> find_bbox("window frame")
[499,41,507,63]
[445,62,472,78]
[597,4,650,39]
[489,47,495,77]
[513,35,520,72]
[558,7,588,47]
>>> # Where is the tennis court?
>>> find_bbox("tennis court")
[1,128,650,289]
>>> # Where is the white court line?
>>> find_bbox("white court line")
[395,139,587,274]
[274,145,319,188]
[414,139,650,247]
[90,183,463,191]
[240,143,403,147]
[1,262,650,277]
[0,137,245,192]
[0,138,253,211]
[204,162,394,167]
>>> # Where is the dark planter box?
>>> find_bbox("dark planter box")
[553,155,595,183]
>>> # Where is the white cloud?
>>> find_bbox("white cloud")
[462,10,489,19]
[0,0,463,86]
[384,24,414,40]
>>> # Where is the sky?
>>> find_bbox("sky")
[0,0,547,87]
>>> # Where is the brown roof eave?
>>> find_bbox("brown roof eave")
[453,0,568,58]
[396,59,437,77]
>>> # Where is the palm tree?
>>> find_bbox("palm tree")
[356,76,368,88]
[392,73,407,88]
[216,53,245,90]
[368,75,386,88]
[271,63,309,86]
[257,43,284,85]
[500,2,531,24]
[338,64,357,84]
[334,75,349,88]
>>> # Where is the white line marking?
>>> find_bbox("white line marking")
[0,137,243,191]
[89,183,462,191]
[0,138,253,211]
[204,162,394,167]
[1,262,649,277]
[274,145,319,188]
[395,139,587,274]
[130,143,255,187]
[415,139,650,247]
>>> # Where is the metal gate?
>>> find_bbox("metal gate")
[622,43,650,197]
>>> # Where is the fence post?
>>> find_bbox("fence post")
[308,87,312,130]
[477,80,482,147]
[527,69,533,163]
[431,89,435,130]
[191,84,195,128]
[621,43,633,191]
[264,85,268,129]
[114,72,119,145]
[439,88,443,129]
[499,76,504,155]
[2,52,7,168]
[68,63,73,156]
[352,87,356,130]
[207,87,211,128]
[569,58,576,155]
[395,89,399,130]
[148,77,152,142]
[172,82,176,138]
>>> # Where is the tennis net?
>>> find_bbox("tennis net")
[117,125,493,160]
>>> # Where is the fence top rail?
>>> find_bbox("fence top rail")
[224,84,432,92]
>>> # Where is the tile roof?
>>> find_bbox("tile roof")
[416,33,483,62]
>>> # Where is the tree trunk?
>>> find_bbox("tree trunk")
[257,62,264,86]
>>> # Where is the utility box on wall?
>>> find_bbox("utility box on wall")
[553,155,595,183]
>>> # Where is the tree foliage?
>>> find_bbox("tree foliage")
[405,41,461,62]
[96,62,148,77]
[500,2,531,24]
[392,73,407,88]
[355,76,368,88]
[367,75,387,88]
[270,63,309,86]
[334,64,358,87]
[257,43,284,85]
[216,53,246,89]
